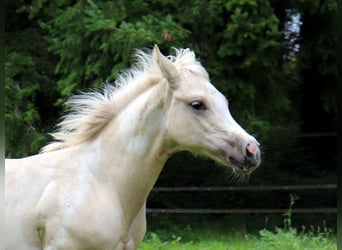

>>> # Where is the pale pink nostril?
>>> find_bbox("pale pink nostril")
[246,143,257,157]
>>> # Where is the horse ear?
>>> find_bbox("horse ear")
[153,45,179,89]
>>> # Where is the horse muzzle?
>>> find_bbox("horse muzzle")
[223,140,261,174]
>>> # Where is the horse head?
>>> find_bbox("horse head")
[154,45,260,175]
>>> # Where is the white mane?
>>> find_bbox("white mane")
[41,47,208,153]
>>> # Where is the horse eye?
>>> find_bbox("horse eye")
[190,100,206,111]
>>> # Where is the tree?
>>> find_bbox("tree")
[5,0,60,156]
[5,0,336,183]
[5,0,336,230]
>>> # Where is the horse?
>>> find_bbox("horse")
[5,45,260,250]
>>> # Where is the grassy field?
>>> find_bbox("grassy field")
[138,226,336,250]
[138,213,336,250]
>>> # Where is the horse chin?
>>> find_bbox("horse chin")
[213,152,258,177]
[231,163,257,176]
[194,148,258,177]
[204,152,252,176]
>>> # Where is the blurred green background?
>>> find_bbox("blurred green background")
[5,0,336,232]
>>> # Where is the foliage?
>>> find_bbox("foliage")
[293,0,337,132]
[38,0,190,103]
[138,225,336,250]
[257,227,336,250]
[255,193,335,250]
[140,200,336,250]
[5,0,313,157]
[4,1,337,244]
[5,3,59,156]
[5,0,336,198]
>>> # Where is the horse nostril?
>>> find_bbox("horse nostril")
[246,143,257,158]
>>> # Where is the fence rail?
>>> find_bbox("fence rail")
[152,184,337,192]
[146,208,337,214]
[147,184,337,214]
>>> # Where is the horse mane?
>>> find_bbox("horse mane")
[40,47,208,153]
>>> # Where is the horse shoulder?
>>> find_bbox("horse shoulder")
[34,172,125,248]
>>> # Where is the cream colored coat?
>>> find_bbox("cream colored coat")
[5,46,260,250]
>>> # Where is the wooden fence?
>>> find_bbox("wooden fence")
[146,184,337,214]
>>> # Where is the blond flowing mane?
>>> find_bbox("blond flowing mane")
[41,47,208,153]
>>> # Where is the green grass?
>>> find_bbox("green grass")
[138,225,336,250]
[140,196,336,250]
[139,215,337,250]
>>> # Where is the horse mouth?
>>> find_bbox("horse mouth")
[228,157,255,174]
[203,147,260,175]
[228,157,249,172]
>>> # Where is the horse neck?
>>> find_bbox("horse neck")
[95,81,175,216]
